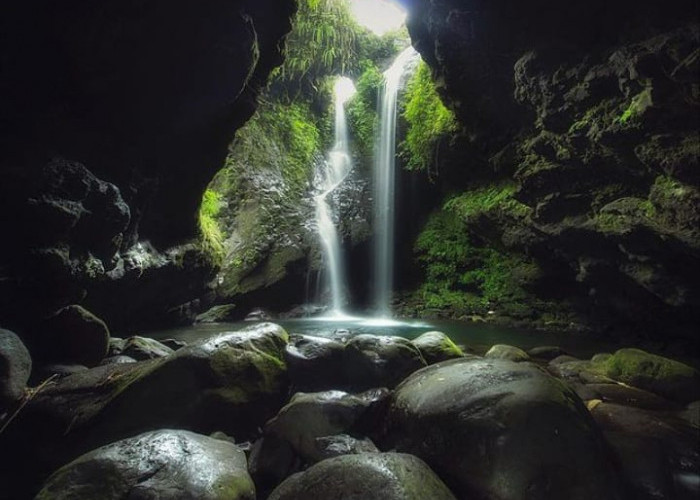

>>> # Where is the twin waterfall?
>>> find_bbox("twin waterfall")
[315,47,418,318]
[314,77,356,316]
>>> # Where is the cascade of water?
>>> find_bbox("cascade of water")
[314,76,356,316]
[373,46,419,317]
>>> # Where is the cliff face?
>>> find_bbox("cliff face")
[0,0,296,335]
[403,0,699,339]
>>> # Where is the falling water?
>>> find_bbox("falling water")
[314,77,356,315]
[373,46,419,317]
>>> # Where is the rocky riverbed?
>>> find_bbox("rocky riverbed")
[1,322,698,499]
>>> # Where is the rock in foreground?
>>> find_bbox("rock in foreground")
[268,452,456,500]
[385,358,624,500]
[35,429,255,500]
[0,328,31,410]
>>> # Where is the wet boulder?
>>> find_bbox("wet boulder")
[121,335,174,360]
[99,355,137,366]
[343,335,426,389]
[284,335,346,391]
[5,322,290,490]
[268,453,456,500]
[265,388,389,462]
[35,429,255,500]
[42,305,110,367]
[485,343,531,362]
[0,329,31,411]
[410,331,464,364]
[385,358,624,500]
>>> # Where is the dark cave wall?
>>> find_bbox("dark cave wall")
[400,0,700,339]
[0,0,296,337]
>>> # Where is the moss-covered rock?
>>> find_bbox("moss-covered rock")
[484,343,531,362]
[35,429,255,500]
[592,348,700,403]
[343,335,426,389]
[410,331,464,364]
[268,453,457,500]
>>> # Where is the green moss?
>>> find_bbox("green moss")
[399,61,458,172]
[198,189,225,265]
[618,87,653,124]
[346,63,383,167]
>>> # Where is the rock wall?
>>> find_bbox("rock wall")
[0,1,296,337]
[403,0,699,339]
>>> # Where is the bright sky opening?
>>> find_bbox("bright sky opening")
[348,0,407,36]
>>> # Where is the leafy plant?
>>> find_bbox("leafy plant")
[399,61,458,172]
[198,189,225,264]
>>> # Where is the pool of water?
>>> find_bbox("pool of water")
[147,316,620,358]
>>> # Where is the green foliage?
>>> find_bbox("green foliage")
[272,0,361,97]
[198,189,225,264]
[444,184,530,220]
[399,61,458,172]
[412,209,538,316]
[346,63,383,166]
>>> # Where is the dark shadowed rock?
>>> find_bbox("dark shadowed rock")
[410,331,464,364]
[311,434,378,460]
[42,305,110,367]
[99,355,137,366]
[585,383,679,410]
[249,435,299,496]
[268,453,457,500]
[485,343,531,361]
[343,335,426,389]
[284,335,346,391]
[0,328,31,410]
[265,389,390,463]
[528,345,568,360]
[385,357,624,500]
[35,429,255,500]
[160,338,187,351]
[121,335,174,360]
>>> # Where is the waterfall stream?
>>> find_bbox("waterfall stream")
[372,46,419,317]
[314,77,356,316]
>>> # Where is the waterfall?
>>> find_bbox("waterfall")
[314,76,356,316]
[373,46,419,317]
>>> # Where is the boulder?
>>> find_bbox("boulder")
[195,304,237,323]
[410,331,464,364]
[4,322,290,492]
[268,453,456,500]
[585,383,678,410]
[284,335,346,391]
[160,338,187,351]
[311,434,378,460]
[343,335,426,389]
[265,389,389,462]
[385,358,624,500]
[121,335,174,360]
[34,364,88,381]
[485,343,531,361]
[43,305,110,367]
[99,355,137,366]
[591,348,700,403]
[107,337,125,356]
[35,429,255,500]
[0,329,31,410]
[528,345,568,360]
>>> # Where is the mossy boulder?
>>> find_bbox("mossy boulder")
[592,348,700,403]
[484,343,531,362]
[35,429,255,500]
[268,453,457,500]
[43,305,110,367]
[0,328,31,411]
[264,389,389,463]
[385,358,624,500]
[343,335,426,390]
[410,331,464,364]
[4,323,290,493]
[528,345,568,360]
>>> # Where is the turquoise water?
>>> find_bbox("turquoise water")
[148,317,619,358]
